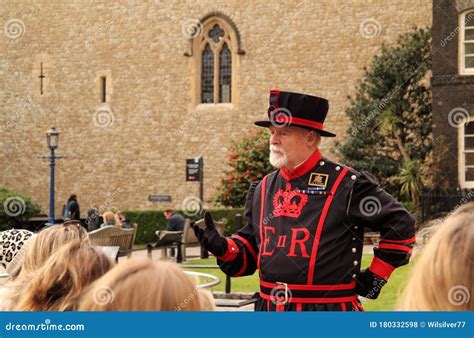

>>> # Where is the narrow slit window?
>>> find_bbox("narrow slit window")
[100,76,107,103]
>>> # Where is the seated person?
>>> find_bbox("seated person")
[100,211,116,228]
[151,210,186,253]
[115,211,132,229]
[164,209,185,231]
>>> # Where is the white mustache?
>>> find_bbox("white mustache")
[270,145,285,155]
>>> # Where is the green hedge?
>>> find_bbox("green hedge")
[0,186,41,232]
[124,208,244,245]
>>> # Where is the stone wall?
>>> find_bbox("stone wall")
[0,0,432,215]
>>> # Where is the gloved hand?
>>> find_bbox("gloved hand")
[355,269,387,299]
[191,212,228,257]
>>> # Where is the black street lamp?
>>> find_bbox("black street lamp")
[46,127,60,225]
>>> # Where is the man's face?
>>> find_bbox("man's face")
[164,211,171,220]
[268,126,314,169]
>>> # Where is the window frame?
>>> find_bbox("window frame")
[193,17,238,105]
[459,10,474,75]
[459,116,474,188]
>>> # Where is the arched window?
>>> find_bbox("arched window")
[190,14,243,105]
[459,10,474,74]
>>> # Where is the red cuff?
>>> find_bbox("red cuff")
[216,238,239,261]
[368,257,395,280]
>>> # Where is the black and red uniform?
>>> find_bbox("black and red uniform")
[216,149,415,311]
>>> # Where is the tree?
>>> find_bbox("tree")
[216,130,274,207]
[337,27,433,213]
[0,186,40,231]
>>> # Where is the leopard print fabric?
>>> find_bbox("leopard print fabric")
[0,229,33,269]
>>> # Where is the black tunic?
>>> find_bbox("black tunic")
[216,150,415,311]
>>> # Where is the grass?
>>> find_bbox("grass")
[182,254,414,311]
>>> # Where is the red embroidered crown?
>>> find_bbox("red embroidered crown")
[273,183,308,218]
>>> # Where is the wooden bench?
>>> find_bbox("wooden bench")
[182,218,225,261]
[89,223,138,262]
[147,230,183,263]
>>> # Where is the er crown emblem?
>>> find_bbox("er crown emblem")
[273,183,308,218]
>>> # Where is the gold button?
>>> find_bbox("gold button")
[352,248,356,253]
[352,237,356,241]
[354,226,358,230]
[352,274,357,278]
[351,175,357,180]
[320,161,325,166]
[353,261,358,266]
[231,247,235,251]
[335,166,340,171]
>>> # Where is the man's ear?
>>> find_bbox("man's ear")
[306,130,320,147]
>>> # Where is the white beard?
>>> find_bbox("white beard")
[269,146,288,169]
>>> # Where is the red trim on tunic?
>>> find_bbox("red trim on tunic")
[307,167,349,284]
[232,235,258,263]
[380,236,416,244]
[257,175,268,271]
[379,243,413,253]
[280,149,322,180]
[260,293,357,304]
[261,280,356,291]
[368,257,396,280]
[216,238,239,261]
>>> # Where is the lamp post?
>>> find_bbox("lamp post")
[46,127,59,225]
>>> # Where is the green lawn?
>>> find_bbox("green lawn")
[182,254,413,311]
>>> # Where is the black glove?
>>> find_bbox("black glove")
[191,212,228,257]
[355,269,387,299]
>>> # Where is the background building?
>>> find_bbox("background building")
[0,0,431,214]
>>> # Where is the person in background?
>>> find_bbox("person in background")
[163,209,185,232]
[115,211,132,229]
[86,206,101,232]
[398,202,473,311]
[67,194,80,221]
[16,240,112,311]
[78,258,204,311]
[100,211,116,228]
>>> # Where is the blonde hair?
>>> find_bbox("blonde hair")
[196,289,216,311]
[0,223,89,311]
[21,223,88,276]
[78,258,202,311]
[398,202,474,311]
[102,211,116,226]
[16,240,112,311]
